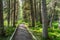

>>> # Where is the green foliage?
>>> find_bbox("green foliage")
[46,0,51,4]
[36,22,42,27]
[29,22,60,40]
[5,27,15,36]
[0,27,15,40]
[0,36,10,40]
[29,27,42,40]
[52,22,58,28]
[16,20,23,26]
[4,20,8,26]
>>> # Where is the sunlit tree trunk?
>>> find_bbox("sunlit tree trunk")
[49,1,57,28]
[10,0,13,26]
[58,13,60,29]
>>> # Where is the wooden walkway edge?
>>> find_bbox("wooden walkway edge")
[11,24,33,40]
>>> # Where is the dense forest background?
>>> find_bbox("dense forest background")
[0,0,60,40]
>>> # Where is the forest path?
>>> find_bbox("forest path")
[13,24,33,40]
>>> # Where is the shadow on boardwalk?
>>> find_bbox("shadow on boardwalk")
[13,24,33,40]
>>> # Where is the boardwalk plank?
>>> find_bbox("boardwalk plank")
[13,24,33,40]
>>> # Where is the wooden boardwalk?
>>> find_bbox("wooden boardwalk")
[13,24,33,40]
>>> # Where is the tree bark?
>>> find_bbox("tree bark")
[0,0,4,35]
[8,0,11,27]
[30,0,35,27]
[41,0,48,39]
[13,0,16,27]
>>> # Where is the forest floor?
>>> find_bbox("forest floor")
[0,21,59,40]
[29,27,60,40]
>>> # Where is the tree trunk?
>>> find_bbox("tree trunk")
[8,0,10,27]
[0,0,4,35]
[39,0,42,24]
[13,0,16,27]
[58,13,60,29]
[30,0,35,27]
[34,0,37,22]
[41,0,48,39]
